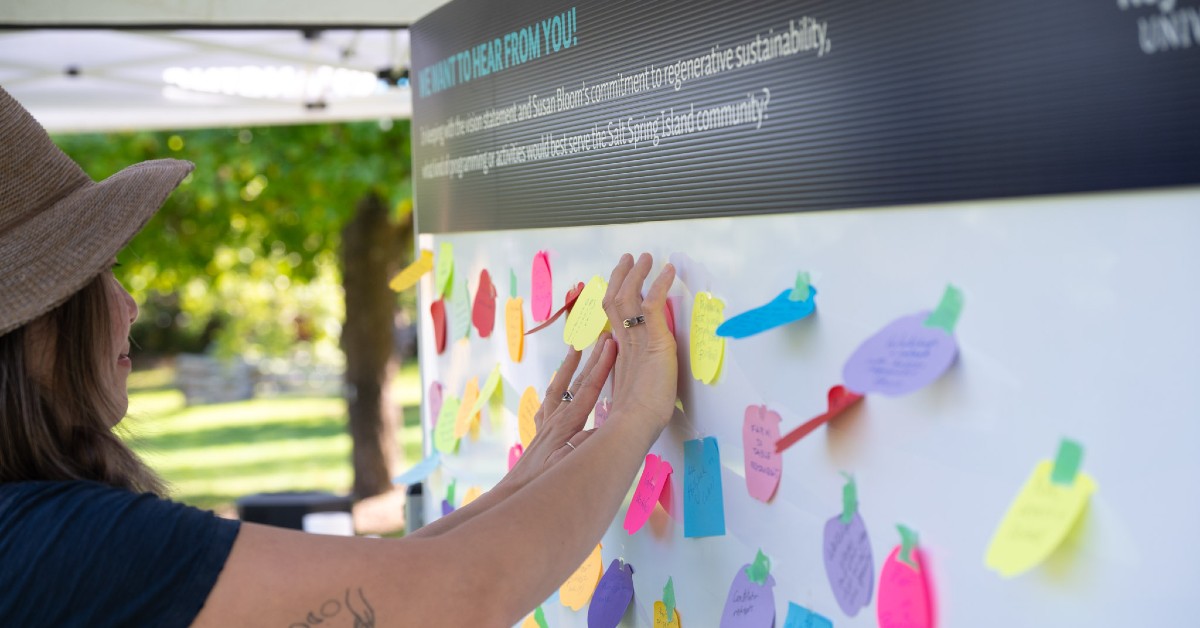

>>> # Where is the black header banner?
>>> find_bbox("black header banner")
[411,0,1199,233]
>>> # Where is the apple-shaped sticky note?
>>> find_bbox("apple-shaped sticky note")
[560,544,604,611]
[843,285,963,396]
[877,525,935,628]
[823,474,874,616]
[743,405,783,502]
[430,299,447,354]
[690,292,726,384]
[471,269,497,338]
[589,559,635,628]
[720,550,776,628]
[624,453,673,534]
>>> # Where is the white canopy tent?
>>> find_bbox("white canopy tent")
[0,0,451,132]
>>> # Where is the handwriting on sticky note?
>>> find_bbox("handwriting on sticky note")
[743,405,783,502]
[684,436,726,538]
[783,602,832,628]
[559,544,603,611]
[433,395,460,454]
[653,601,681,628]
[389,249,433,292]
[506,297,524,362]
[451,278,472,341]
[430,299,447,354]
[471,269,497,337]
[717,287,817,339]
[563,275,609,350]
[877,545,934,628]
[985,460,1096,577]
[624,454,673,535]
[720,561,776,628]
[518,386,539,448]
[843,311,958,396]
[531,251,553,322]
[690,292,726,384]
[434,242,454,298]
[823,510,874,616]
[589,559,635,628]
[454,377,479,439]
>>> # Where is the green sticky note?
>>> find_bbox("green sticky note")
[533,606,548,628]
[434,242,454,298]
[789,271,812,302]
[745,549,771,585]
[510,268,518,299]
[445,479,456,506]
[1051,438,1084,485]
[897,524,919,570]
[924,284,964,333]
[841,472,858,525]
[663,577,676,621]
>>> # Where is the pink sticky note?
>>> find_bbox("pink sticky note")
[624,454,673,534]
[508,443,524,471]
[531,251,553,322]
[472,269,497,338]
[429,381,444,428]
[658,472,675,517]
[743,405,783,502]
[594,397,611,428]
[878,546,935,628]
[665,298,677,337]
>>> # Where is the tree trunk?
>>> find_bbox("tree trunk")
[340,191,406,499]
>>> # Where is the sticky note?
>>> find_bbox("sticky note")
[445,479,456,506]
[467,365,503,428]
[508,443,523,471]
[720,557,776,628]
[589,559,635,628]
[593,397,611,428]
[843,311,958,396]
[783,603,832,628]
[388,249,434,292]
[430,299,447,354]
[461,486,482,507]
[985,459,1096,577]
[506,297,525,362]
[745,549,771,585]
[391,452,441,486]
[624,454,673,534]
[823,477,874,617]
[441,499,454,516]
[743,405,783,502]
[433,396,460,454]
[451,278,472,341]
[664,298,677,337]
[789,271,812,302]
[559,544,603,611]
[690,292,725,384]
[717,287,817,339]
[434,242,454,298]
[454,377,480,439]
[1051,438,1084,485]
[471,269,497,338]
[663,577,676,623]
[526,281,585,336]
[653,601,682,628]
[563,275,609,350]
[923,284,964,333]
[684,436,725,538]
[531,251,553,322]
[428,381,443,427]
[518,386,539,448]
[877,543,934,628]
[521,607,548,628]
[776,385,864,453]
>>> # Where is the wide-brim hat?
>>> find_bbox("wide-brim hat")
[0,86,193,336]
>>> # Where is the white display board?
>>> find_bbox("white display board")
[416,187,1200,626]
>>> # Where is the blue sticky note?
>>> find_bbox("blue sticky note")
[391,452,441,486]
[684,436,726,538]
[784,602,833,628]
[716,287,817,339]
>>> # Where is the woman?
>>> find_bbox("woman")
[0,85,679,626]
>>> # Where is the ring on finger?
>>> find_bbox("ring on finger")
[566,441,577,451]
[561,390,575,402]
[622,314,646,328]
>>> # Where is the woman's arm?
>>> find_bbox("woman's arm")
[191,254,676,628]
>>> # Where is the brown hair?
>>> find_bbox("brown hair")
[0,273,164,494]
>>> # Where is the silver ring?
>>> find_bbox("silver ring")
[622,314,646,329]
[566,442,577,451]
[561,390,574,402]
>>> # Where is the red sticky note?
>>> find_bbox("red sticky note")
[525,281,586,336]
[776,385,864,453]
[472,269,497,338]
[430,299,447,354]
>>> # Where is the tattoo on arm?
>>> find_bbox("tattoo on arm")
[288,588,375,628]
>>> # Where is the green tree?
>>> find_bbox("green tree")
[56,121,413,498]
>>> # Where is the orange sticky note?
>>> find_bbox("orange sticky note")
[690,292,725,384]
[560,543,604,611]
[506,297,525,362]
[653,601,682,628]
[518,386,539,448]
[455,377,480,439]
[461,486,483,507]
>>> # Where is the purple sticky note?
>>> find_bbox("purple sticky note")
[588,559,635,628]
[823,511,875,616]
[719,563,776,628]
[842,311,958,396]
[441,499,454,517]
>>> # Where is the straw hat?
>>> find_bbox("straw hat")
[0,86,193,336]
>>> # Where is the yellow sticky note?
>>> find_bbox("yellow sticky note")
[560,543,604,611]
[388,249,434,292]
[520,614,539,628]
[433,396,460,455]
[689,292,726,384]
[455,377,480,439]
[477,365,504,432]
[654,601,682,628]
[985,460,1097,577]
[506,297,525,362]
[518,386,539,448]
[563,275,609,350]
[461,486,483,507]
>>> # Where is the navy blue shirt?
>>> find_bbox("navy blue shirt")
[0,481,240,627]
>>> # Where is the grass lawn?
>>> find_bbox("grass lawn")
[124,362,423,515]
